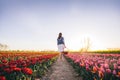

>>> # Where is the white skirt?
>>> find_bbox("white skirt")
[58,44,65,52]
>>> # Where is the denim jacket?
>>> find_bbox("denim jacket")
[57,37,65,45]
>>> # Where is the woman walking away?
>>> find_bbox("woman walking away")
[57,32,66,60]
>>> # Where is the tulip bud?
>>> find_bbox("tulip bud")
[113,70,117,75]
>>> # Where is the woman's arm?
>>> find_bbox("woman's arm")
[62,37,66,48]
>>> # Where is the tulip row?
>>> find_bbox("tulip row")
[65,53,120,80]
[0,51,58,80]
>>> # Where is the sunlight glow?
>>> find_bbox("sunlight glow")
[67,34,107,51]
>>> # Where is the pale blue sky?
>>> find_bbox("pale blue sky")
[0,0,120,51]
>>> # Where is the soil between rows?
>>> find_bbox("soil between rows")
[40,55,82,80]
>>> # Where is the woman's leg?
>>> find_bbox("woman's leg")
[60,52,62,59]
[59,52,63,59]
[58,44,64,60]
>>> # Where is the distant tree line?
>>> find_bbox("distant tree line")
[0,43,8,50]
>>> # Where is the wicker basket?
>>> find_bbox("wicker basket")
[62,51,68,54]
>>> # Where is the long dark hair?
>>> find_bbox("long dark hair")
[58,33,62,39]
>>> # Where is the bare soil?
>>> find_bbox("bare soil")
[39,55,82,80]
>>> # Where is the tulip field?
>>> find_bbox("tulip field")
[0,51,120,80]
[65,53,120,80]
[0,51,58,80]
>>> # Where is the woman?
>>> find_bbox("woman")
[57,32,66,59]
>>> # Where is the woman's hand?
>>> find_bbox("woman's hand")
[64,45,66,48]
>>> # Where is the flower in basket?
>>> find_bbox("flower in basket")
[62,51,68,55]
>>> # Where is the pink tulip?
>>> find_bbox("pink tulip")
[86,63,89,67]
[117,61,120,65]
[118,66,120,70]
[100,64,104,67]
[98,71,104,78]
[74,59,80,63]
[106,69,111,74]
[104,63,109,69]
[100,66,105,73]
[86,66,90,71]
[89,61,94,65]
[65,53,120,79]
[113,70,117,75]
[113,63,118,69]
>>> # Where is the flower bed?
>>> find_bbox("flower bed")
[0,51,58,80]
[65,53,120,80]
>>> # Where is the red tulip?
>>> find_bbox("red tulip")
[22,68,33,75]
[13,67,21,72]
[9,64,17,68]
[4,68,11,73]
[2,60,7,64]
[0,64,3,68]
[0,76,6,80]
[118,71,120,77]
[21,61,27,67]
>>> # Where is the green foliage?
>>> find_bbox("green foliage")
[88,50,120,54]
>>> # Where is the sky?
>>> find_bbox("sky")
[0,0,120,51]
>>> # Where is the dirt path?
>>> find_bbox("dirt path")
[41,55,82,80]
